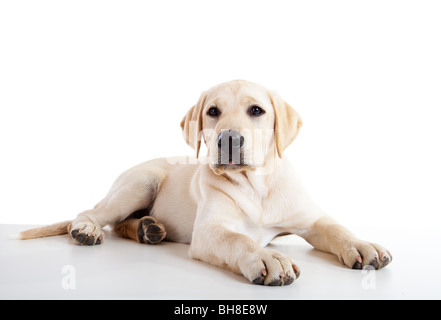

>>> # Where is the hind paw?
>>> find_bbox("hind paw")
[70,221,104,245]
[137,216,166,244]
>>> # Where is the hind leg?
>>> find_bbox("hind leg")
[70,161,167,245]
[113,216,166,244]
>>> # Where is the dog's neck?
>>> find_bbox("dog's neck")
[219,155,283,200]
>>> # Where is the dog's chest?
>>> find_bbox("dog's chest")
[224,172,287,245]
[232,215,284,247]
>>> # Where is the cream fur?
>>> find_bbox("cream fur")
[20,80,392,286]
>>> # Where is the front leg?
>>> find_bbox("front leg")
[190,222,300,286]
[301,217,392,269]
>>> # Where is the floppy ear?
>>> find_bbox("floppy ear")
[268,91,303,158]
[180,92,207,158]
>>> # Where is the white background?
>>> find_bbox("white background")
[1,0,440,230]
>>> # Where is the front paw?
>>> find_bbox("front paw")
[339,241,392,270]
[239,249,300,286]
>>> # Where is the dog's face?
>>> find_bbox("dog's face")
[181,80,302,174]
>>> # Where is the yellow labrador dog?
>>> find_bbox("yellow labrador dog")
[20,80,392,286]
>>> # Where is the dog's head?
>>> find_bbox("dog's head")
[181,80,302,174]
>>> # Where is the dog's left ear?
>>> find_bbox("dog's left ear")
[180,92,207,158]
[268,91,303,158]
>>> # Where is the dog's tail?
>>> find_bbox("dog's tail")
[19,221,72,240]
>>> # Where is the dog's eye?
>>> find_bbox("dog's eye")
[207,106,220,117]
[249,105,265,117]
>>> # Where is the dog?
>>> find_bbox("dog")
[20,80,392,286]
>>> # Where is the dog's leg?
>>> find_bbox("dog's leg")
[113,216,166,244]
[300,216,392,269]
[70,162,167,245]
[189,219,300,286]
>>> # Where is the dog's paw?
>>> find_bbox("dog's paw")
[339,241,392,270]
[239,249,300,286]
[137,216,166,244]
[70,221,104,245]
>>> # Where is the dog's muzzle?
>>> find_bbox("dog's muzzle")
[217,129,244,166]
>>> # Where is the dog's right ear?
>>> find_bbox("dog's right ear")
[180,92,207,158]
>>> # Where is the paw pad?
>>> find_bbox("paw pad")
[137,216,166,244]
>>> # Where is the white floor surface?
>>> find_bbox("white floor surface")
[0,224,439,300]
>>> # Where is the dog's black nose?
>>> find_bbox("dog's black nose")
[217,129,245,149]
[217,130,244,166]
